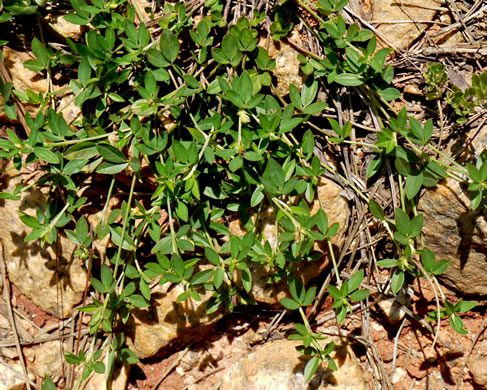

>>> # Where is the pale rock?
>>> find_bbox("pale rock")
[230,177,349,305]
[3,47,48,95]
[377,288,409,323]
[26,341,65,379]
[0,361,31,390]
[46,14,82,40]
[417,122,487,295]
[57,94,82,125]
[126,282,224,359]
[469,355,487,387]
[391,367,406,385]
[83,364,129,390]
[350,0,439,50]
[259,31,305,96]
[0,47,45,122]
[0,167,87,318]
[220,339,368,390]
[418,176,487,295]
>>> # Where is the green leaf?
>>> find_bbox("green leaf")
[405,172,423,200]
[41,376,57,390]
[303,101,327,115]
[176,202,188,222]
[334,73,363,86]
[391,269,404,294]
[100,264,113,289]
[205,247,220,266]
[289,278,305,304]
[192,269,214,285]
[467,163,480,183]
[97,144,126,164]
[432,259,450,275]
[239,71,253,104]
[327,285,343,300]
[421,248,435,273]
[449,314,468,335]
[241,267,252,293]
[128,294,150,308]
[229,156,243,172]
[302,286,316,306]
[63,158,88,175]
[349,289,370,302]
[315,209,328,234]
[140,279,151,300]
[213,268,224,289]
[289,84,302,110]
[377,259,398,268]
[409,214,423,237]
[265,157,284,189]
[301,78,318,107]
[34,147,59,164]
[109,225,137,251]
[457,300,477,313]
[304,356,320,383]
[347,270,364,293]
[251,185,265,207]
[394,208,410,236]
[336,304,348,324]
[91,277,107,294]
[118,348,140,365]
[378,87,401,101]
[366,154,383,178]
[280,297,300,310]
[31,38,50,67]
[369,199,385,220]
[160,30,180,63]
[302,130,314,158]
[95,162,128,174]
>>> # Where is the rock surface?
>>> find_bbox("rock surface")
[418,177,487,295]
[469,355,487,387]
[84,364,129,390]
[230,177,350,305]
[260,31,305,96]
[126,282,224,359]
[25,341,64,380]
[350,0,438,50]
[418,123,487,295]
[0,168,87,318]
[219,339,368,390]
[0,361,33,390]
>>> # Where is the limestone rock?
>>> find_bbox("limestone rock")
[418,123,487,295]
[230,177,350,305]
[46,14,82,40]
[377,288,410,323]
[83,364,129,390]
[3,47,48,95]
[469,355,487,387]
[25,341,64,380]
[259,31,305,96]
[220,339,368,390]
[0,361,32,390]
[418,177,487,295]
[0,168,87,318]
[350,0,438,50]
[126,283,224,359]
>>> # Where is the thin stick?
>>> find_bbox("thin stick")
[0,241,32,390]
[456,315,487,389]
[151,344,192,390]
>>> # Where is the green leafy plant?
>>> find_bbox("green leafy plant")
[0,0,482,387]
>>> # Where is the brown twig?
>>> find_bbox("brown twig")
[151,344,192,390]
[0,241,32,390]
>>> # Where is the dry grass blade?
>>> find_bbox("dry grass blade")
[0,241,32,390]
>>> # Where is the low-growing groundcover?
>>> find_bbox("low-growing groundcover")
[0,0,485,388]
